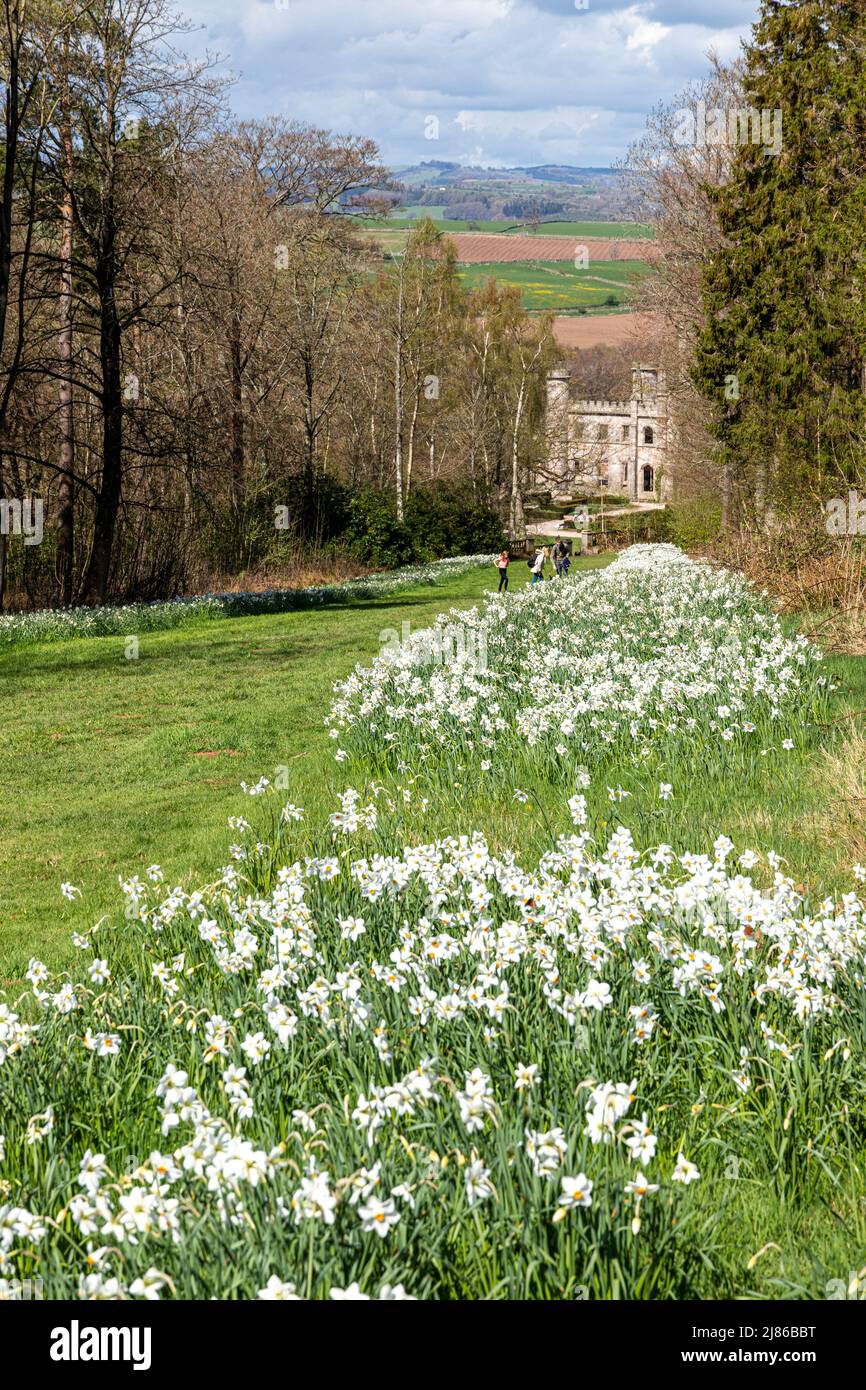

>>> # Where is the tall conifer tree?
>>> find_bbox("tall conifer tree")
[693,0,866,524]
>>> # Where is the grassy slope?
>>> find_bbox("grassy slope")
[4,552,864,992]
[3,552,866,1296]
[0,561,569,981]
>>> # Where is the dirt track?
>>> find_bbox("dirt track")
[443,233,658,263]
[551,311,662,350]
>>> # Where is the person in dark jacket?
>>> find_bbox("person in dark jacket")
[552,537,566,578]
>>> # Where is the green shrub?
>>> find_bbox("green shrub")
[343,486,505,567]
[662,501,723,548]
[601,510,667,545]
[404,485,505,561]
[342,490,414,568]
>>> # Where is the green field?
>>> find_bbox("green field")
[363,227,413,255]
[354,214,655,238]
[362,216,652,312]
[456,259,647,311]
[502,220,654,239]
[369,247,649,312]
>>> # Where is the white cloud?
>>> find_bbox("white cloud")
[173,0,758,165]
[623,16,672,57]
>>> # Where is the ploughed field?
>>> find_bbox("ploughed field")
[442,232,661,263]
[552,310,663,347]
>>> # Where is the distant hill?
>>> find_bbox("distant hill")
[522,165,623,183]
[391,161,624,185]
[373,162,636,223]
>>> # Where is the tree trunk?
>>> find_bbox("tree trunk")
[394,260,405,521]
[81,234,123,606]
[303,351,317,535]
[55,48,75,606]
[754,457,767,525]
[395,363,404,521]
[0,447,5,610]
[370,372,379,476]
[229,317,245,554]
[508,380,526,541]
[720,459,732,532]
[0,16,20,388]
[405,382,420,501]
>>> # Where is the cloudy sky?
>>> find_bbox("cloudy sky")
[175,0,760,168]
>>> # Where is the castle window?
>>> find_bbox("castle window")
[621,424,629,440]
[597,423,609,441]
[643,427,654,444]
[642,465,654,493]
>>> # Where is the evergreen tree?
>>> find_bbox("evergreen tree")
[692,0,866,525]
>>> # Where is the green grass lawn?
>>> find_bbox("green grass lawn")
[0,560,555,982]
[3,554,863,991]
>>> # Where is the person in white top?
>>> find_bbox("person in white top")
[495,549,510,592]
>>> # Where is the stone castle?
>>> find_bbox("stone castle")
[545,364,670,502]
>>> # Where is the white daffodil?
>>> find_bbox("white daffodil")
[559,1174,593,1209]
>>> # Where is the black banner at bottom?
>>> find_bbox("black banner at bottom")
[3,1296,858,1376]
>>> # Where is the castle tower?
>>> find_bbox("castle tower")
[631,364,667,500]
[632,364,662,402]
[544,362,668,502]
[545,368,571,489]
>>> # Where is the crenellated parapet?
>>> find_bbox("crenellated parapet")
[570,399,631,413]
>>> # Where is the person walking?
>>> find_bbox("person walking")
[552,537,565,578]
[495,549,510,592]
[530,546,546,585]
